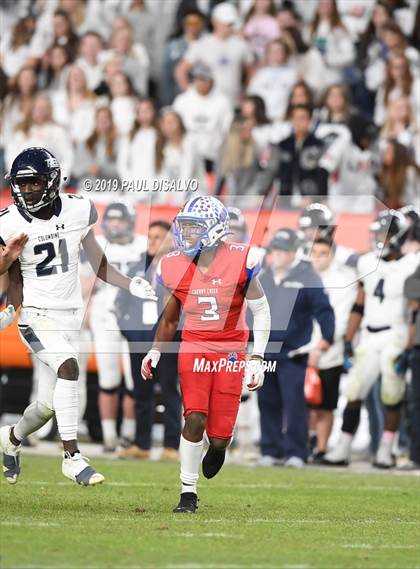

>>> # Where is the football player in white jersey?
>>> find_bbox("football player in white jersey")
[90,202,147,452]
[324,210,418,468]
[0,147,156,485]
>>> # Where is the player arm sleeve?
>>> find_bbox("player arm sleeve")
[247,295,271,358]
[245,246,262,286]
[88,200,98,226]
[310,282,335,345]
[155,258,166,288]
[80,200,99,240]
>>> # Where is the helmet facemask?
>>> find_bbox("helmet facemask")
[10,170,60,213]
[10,169,60,213]
[173,215,228,257]
[369,211,408,259]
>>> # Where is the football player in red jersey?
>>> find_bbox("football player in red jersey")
[141,196,271,513]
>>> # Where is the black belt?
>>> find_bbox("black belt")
[367,325,391,333]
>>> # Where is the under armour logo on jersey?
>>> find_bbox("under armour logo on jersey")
[212,278,222,285]
[56,224,65,230]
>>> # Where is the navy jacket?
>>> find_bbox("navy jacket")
[260,259,335,358]
[114,252,161,344]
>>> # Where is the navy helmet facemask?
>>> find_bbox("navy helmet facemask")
[8,147,61,213]
[369,209,409,259]
[102,202,135,242]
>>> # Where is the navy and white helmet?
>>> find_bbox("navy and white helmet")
[298,203,335,239]
[227,206,247,240]
[102,202,135,241]
[399,205,420,242]
[369,209,409,258]
[173,196,229,257]
[8,147,61,212]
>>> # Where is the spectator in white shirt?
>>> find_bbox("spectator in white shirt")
[248,38,297,121]
[305,0,355,87]
[100,20,150,97]
[173,62,233,172]
[0,15,35,80]
[242,0,280,62]
[357,1,392,74]
[109,72,137,136]
[316,84,377,151]
[380,96,419,158]
[374,52,420,126]
[308,236,357,462]
[175,2,254,107]
[158,108,207,204]
[73,106,121,202]
[120,0,156,61]
[29,9,79,64]
[117,97,164,203]
[366,21,420,94]
[1,66,38,146]
[5,92,74,179]
[52,64,97,142]
[76,31,104,92]
[39,43,71,93]
[271,80,315,143]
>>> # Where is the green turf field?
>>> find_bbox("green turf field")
[0,455,419,569]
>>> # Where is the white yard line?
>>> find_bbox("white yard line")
[0,520,61,527]
[3,480,416,493]
[341,544,418,549]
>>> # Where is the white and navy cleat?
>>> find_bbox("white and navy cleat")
[0,425,21,484]
[62,451,105,486]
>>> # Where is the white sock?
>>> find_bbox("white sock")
[101,419,117,445]
[14,401,54,441]
[121,417,136,441]
[53,378,79,441]
[180,435,204,495]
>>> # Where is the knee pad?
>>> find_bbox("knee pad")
[99,386,119,395]
[98,370,121,392]
[381,376,405,406]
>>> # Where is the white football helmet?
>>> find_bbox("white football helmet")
[173,196,230,256]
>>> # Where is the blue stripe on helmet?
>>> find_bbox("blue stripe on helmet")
[187,196,201,212]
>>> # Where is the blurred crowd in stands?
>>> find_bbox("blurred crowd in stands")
[0,0,419,211]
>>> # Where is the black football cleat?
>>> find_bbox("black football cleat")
[173,492,198,513]
[202,446,226,479]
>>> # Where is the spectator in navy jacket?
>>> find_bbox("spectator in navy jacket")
[258,228,335,467]
[258,105,329,205]
[115,220,182,461]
